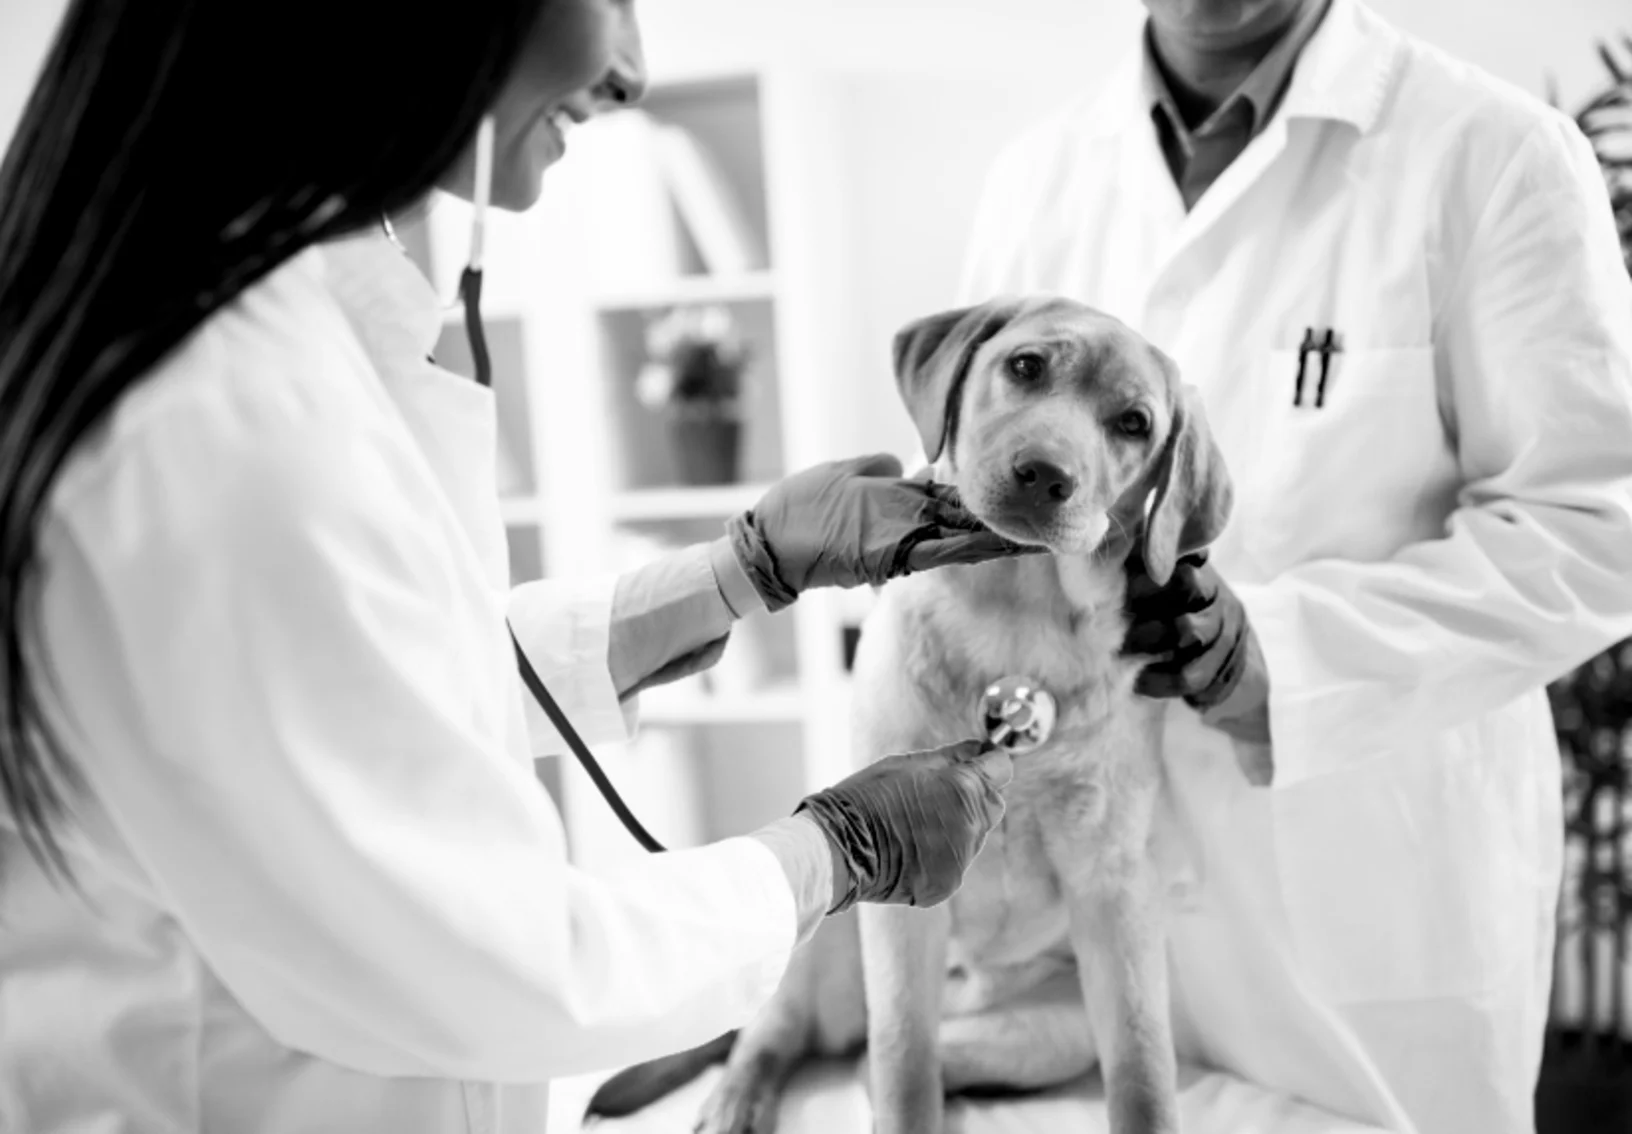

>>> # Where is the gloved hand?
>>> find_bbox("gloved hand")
[795,739,1013,913]
[726,454,1036,612]
[1122,549,1274,781]
[1120,549,1253,711]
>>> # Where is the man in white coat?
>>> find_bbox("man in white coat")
[957,0,1632,1131]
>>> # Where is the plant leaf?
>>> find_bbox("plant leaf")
[1598,40,1627,84]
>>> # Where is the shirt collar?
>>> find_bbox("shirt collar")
[1086,0,1401,140]
[1143,0,1333,147]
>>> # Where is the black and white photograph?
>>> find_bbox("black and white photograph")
[0,2,1629,1132]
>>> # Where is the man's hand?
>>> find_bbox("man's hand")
[1121,549,1273,762]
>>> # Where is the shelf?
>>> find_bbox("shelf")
[591,271,777,312]
[638,681,805,725]
[608,483,770,522]
[500,495,547,525]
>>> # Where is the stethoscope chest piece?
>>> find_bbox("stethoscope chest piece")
[978,675,1058,755]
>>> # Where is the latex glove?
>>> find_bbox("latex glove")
[795,740,1013,913]
[1120,549,1259,710]
[1122,549,1275,781]
[726,453,1036,612]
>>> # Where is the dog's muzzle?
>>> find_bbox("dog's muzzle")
[978,676,1058,755]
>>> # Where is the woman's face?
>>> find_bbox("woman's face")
[439,0,646,211]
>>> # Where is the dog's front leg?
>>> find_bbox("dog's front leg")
[1062,854,1179,1134]
[859,900,950,1134]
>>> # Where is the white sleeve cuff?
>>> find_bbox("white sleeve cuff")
[708,536,766,619]
[508,574,638,759]
[747,814,833,947]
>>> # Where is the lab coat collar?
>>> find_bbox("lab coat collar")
[1276,0,1401,134]
[1082,0,1401,141]
[320,223,448,374]
[315,221,511,590]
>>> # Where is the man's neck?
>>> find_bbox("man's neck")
[1148,0,1311,122]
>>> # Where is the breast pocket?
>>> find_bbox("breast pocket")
[1239,346,1453,573]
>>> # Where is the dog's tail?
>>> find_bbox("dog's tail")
[583,1030,737,1119]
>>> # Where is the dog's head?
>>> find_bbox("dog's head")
[892,296,1232,585]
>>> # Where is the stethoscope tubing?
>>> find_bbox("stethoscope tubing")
[457,112,668,853]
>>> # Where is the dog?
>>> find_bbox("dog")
[586,296,1232,1134]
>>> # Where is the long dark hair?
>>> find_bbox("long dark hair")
[0,0,548,877]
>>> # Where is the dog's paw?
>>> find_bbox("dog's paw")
[693,1070,783,1134]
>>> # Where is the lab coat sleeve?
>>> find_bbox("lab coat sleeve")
[507,574,640,757]
[509,542,760,756]
[1232,115,1632,787]
[40,402,807,1083]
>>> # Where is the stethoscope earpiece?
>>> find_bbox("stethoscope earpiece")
[469,115,495,274]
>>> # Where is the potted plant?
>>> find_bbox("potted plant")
[635,304,751,486]
[1537,32,1632,1134]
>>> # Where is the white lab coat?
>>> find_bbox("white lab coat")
[0,230,804,1133]
[958,2,1632,1132]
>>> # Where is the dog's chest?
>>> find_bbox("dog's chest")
[945,800,1070,971]
[888,560,1150,984]
[941,730,1143,977]
[898,566,1132,725]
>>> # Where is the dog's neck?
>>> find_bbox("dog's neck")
[941,546,1129,627]
[923,456,1140,664]
[908,550,1135,728]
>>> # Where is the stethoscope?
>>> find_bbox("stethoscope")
[408,116,670,854]
[425,116,1058,858]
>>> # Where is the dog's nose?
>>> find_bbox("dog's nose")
[1012,456,1077,505]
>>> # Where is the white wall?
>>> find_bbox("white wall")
[0,0,63,149]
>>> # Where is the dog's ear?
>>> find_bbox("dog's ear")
[892,299,1024,463]
[1142,383,1233,587]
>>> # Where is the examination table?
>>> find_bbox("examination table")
[549,1058,1394,1133]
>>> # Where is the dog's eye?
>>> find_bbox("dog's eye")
[1007,353,1046,382]
[1115,409,1152,438]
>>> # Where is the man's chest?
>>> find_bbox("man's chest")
[1005,131,1460,578]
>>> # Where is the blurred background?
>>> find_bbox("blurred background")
[3,2,1628,1128]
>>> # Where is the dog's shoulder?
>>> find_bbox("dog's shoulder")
[854,573,974,701]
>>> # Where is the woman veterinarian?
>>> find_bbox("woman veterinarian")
[0,3,1024,1131]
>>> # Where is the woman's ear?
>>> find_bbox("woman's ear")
[1141,385,1233,586]
[892,299,1024,463]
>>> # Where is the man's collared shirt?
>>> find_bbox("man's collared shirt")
[1144,0,1333,209]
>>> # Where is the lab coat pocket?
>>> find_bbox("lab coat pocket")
[1243,346,1452,571]
[1270,734,1531,1006]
